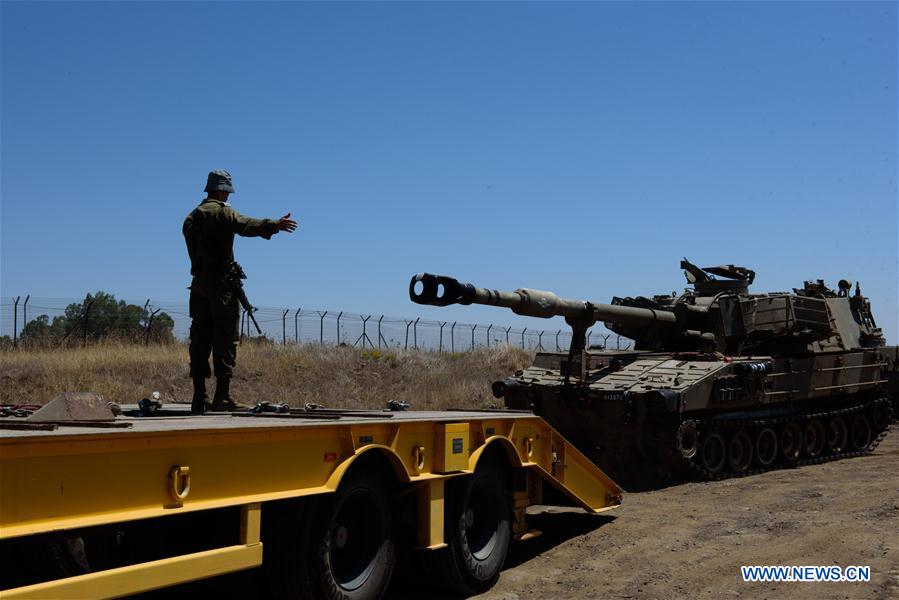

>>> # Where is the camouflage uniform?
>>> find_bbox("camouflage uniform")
[183,170,279,411]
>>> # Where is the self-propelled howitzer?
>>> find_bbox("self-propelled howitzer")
[409,263,897,484]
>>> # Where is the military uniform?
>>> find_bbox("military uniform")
[184,170,279,411]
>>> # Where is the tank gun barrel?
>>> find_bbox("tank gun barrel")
[409,273,678,329]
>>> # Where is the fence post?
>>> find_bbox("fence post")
[616,335,621,349]
[21,295,30,345]
[602,334,610,349]
[141,299,150,344]
[537,330,545,351]
[82,298,95,344]
[355,315,373,348]
[486,324,493,348]
[451,322,457,353]
[439,321,446,352]
[377,315,387,349]
[555,330,561,351]
[282,310,289,344]
[336,311,344,345]
[12,296,20,347]
[470,324,476,351]
[294,308,301,344]
[145,308,160,345]
[413,317,420,349]
[318,311,328,345]
[505,326,511,345]
[521,327,527,349]
[404,320,413,349]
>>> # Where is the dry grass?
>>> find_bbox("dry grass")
[0,341,533,410]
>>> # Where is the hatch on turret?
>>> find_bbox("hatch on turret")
[681,258,755,296]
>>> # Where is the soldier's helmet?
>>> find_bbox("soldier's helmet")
[205,169,235,194]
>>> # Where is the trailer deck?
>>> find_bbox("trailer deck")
[0,403,621,599]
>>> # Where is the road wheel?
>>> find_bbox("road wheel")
[781,423,802,462]
[699,432,726,475]
[727,431,753,473]
[870,402,890,432]
[755,428,778,467]
[676,421,699,459]
[827,417,848,454]
[430,455,512,596]
[850,414,872,451]
[803,420,826,458]
[310,461,397,600]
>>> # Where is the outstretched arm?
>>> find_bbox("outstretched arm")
[229,207,298,239]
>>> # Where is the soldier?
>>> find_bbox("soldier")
[183,169,297,413]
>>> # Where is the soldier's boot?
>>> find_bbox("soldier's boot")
[191,377,208,414]
[211,377,242,412]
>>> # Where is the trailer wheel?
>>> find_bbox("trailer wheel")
[431,456,512,595]
[312,466,397,600]
[265,462,397,600]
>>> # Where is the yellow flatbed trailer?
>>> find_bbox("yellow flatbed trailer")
[0,405,621,599]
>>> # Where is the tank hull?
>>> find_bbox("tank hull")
[503,347,897,483]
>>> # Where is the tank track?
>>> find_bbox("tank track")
[676,398,893,481]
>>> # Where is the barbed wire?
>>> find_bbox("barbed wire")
[0,296,631,351]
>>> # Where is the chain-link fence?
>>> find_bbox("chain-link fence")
[0,295,633,352]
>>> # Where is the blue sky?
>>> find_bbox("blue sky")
[1,1,897,340]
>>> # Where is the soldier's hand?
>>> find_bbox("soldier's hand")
[277,212,298,233]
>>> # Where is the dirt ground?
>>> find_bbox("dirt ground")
[480,432,899,600]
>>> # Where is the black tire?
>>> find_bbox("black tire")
[430,456,512,596]
[265,460,397,600]
[318,467,396,600]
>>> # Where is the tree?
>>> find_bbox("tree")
[17,292,175,345]
[19,314,51,344]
